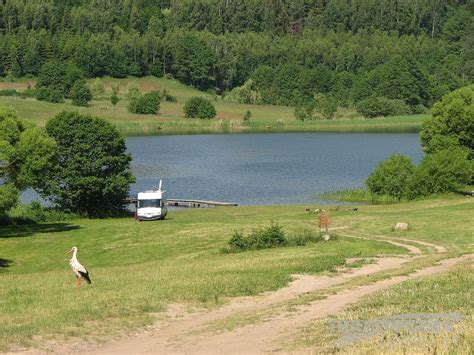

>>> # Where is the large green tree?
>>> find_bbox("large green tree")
[43,111,135,217]
[0,106,56,221]
[420,84,474,158]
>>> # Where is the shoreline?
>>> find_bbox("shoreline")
[117,119,423,137]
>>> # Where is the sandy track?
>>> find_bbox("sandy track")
[85,254,472,355]
[11,233,457,354]
[338,232,423,254]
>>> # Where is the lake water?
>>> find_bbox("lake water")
[127,133,423,205]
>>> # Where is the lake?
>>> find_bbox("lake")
[127,133,423,205]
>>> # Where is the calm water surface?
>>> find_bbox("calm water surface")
[127,133,423,205]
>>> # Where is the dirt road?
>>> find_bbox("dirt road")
[79,238,469,355]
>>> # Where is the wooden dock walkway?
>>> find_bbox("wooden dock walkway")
[167,199,238,208]
[125,197,237,208]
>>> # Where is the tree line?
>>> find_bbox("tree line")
[0,0,473,112]
[1,0,470,37]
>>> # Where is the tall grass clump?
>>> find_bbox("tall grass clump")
[6,201,79,224]
[227,222,287,252]
[225,225,336,253]
[287,230,332,246]
[320,188,405,204]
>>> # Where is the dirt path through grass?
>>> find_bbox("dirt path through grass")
[80,253,472,355]
[78,234,455,355]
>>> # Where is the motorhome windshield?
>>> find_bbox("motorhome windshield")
[138,199,161,208]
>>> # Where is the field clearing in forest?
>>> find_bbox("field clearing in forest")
[0,77,428,136]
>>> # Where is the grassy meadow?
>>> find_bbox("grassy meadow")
[1,196,473,351]
[289,260,473,353]
[0,77,428,136]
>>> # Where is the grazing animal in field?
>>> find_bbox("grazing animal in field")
[68,246,91,288]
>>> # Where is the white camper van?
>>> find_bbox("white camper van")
[136,180,167,221]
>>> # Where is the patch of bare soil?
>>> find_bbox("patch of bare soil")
[81,254,472,355]
[338,233,423,255]
[8,234,457,355]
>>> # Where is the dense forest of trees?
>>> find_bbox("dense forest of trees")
[0,0,473,110]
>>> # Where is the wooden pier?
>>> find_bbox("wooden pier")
[125,197,237,208]
[167,199,237,208]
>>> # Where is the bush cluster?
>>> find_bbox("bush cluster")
[128,91,161,114]
[36,87,64,103]
[356,97,412,118]
[367,85,473,200]
[71,79,93,107]
[0,88,18,96]
[367,149,472,200]
[161,89,177,102]
[6,201,79,224]
[228,223,287,251]
[366,155,415,199]
[184,96,216,119]
[36,61,83,103]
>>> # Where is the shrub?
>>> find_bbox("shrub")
[7,201,79,224]
[37,61,83,98]
[294,100,316,121]
[128,91,161,114]
[227,222,287,252]
[356,97,412,118]
[243,110,252,123]
[225,79,258,104]
[126,83,141,101]
[111,83,120,96]
[71,79,93,107]
[161,89,177,102]
[228,231,248,250]
[405,148,473,199]
[90,78,105,97]
[420,84,474,158]
[314,93,338,119]
[36,87,64,103]
[5,70,16,82]
[412,104,427,114]
[111,94,119,106]
[287,230,324,246]
[366,154,416,199]
[19,88,38,98]
[184,97,216,119]
[0,89,18,96]
[149,61,164,78]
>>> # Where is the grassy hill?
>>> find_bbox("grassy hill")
[0,77,428,136]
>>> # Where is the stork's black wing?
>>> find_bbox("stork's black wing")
[79,270,92,284]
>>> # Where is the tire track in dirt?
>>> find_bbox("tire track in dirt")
[86,254,471,354]
[338,232,423,255]
[14,231,452,354]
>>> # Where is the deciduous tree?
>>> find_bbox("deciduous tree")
[43,111,135,217]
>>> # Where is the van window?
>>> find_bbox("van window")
[138,199,161,208]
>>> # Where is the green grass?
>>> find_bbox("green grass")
[1,196,472,351]
[289,261,473,353]
[332,196,474,252]
[0,205,404,351]
[319,187,474,205]
[320,188,406,204]
[0,77,429,136]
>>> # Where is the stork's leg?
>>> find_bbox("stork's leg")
[76,277,81,289]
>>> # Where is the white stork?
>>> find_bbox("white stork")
[67,246,92,289]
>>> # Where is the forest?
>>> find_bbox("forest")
[0,0,473,113]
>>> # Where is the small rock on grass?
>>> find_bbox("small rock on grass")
[394,222,409,231]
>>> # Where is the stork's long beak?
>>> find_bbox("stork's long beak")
[66,248,73,254]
